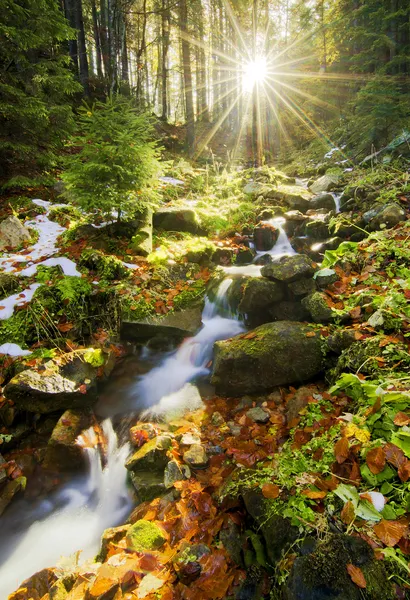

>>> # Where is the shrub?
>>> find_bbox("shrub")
[62,96,162,221]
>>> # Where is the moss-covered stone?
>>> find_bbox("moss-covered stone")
[302,292,334,323]
[287,277,316,298]
[125,435,172,472]
[130,471,167,503]
[153,208,203,234]
[79,248,130,280]
[261,254,316,283]
[125,520,166,552]
[211,321,324,395]
[43,409,93,471]
[238,278,284,314]
[269,184,313,212]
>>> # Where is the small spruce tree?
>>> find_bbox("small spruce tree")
[62,96,162,221]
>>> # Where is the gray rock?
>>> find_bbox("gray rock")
[243,181,273,197]
[302,292,334,323]
[153,208,203,234]
[254,253,273,266]
[246,407,270,423]
[183,444,209,469]
[130,471,166,503]
[219,521,243,566]
[288,277,316,298]
[368,203,406,231]
[309,173,339,194]
[121,305,203,343]
[309,193,337,211]
[0,216,32,250]
[43,409,93,471]
[261,255,315,283]
[238,278,284,314]
[235,247,256,265]
[314,268,339,288]
[270,185,313,211]
[269,300,310,322]
[126,435,173,471]
[304,218,330,240]
[211,321,324,395]
[327,329,357,354]
[4,350,102,413]
[164,460,190,488]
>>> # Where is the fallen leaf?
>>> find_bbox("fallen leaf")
[79,384,87,394]
[393,412,410,427]
[384,443,406,468]
[305,331,316,337]
[57,322,74,332]
[261,483,280,499]
[373,520,408,547]
[341,501,356,525]
[334,437,349,464]
[347,564,366,588]
[301,489,326,499]
[137,573,165,599]
[366,446,386,475]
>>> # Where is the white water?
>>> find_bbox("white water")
[254,217,296,260]
[135,278,244,414]
[331,192,342,213]
[0,420,131,598]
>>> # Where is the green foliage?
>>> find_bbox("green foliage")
[0,0,80,184]
[80,248,130,281]
[321,241,358,268]
[62,96,162,221]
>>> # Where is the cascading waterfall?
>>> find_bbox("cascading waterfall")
[331,192,342,214]
[134,278,244,415]
[0,420,131,599]
[254,216,296,260]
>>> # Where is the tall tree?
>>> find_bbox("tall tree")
[179,0,195,153]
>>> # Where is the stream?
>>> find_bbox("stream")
[0,207,300,598]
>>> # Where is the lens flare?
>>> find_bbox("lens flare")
[242,57,267,91]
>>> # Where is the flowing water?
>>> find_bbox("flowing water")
[0,421,131,598]
[254,217,296,260]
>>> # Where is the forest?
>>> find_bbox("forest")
[0,0,410,599]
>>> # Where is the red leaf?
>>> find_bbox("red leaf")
[384,443,406,469]
[347,564,366,588]
[373,520,408,547]
[393,412,410,426]
[334,437,349,464]
[366,446,386,475]
[57,322,74,332]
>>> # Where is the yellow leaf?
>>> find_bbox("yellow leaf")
[345,423,371,443]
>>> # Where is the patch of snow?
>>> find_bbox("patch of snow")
[0,283,41,320]
[360,491,386,512]
[160,176,184,186]
[0,343,32,357]
[20,257,81,277]
[122,261,139,270]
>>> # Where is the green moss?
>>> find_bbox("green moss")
[173,280,206,310]
[83,348,105,367]
[80,249,130,280]
[48,204,82,227]
[125,520,166,552]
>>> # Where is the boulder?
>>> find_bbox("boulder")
[308,193,337,211]
[366,203,406,231]
[129,209,153,256]
[0,273,19,299]
[238,278,284,315]
[130,471,166,503]
[125,520,166,552]
[261,255,315,283]
[243,181,273,197]
[286,534,393,600]
[42,409,93,471]
[269,300,310,322]
[0,216,32,250]
[183,444,209,469]
[269,185,313,212]
[254,253,273,266]
[235,247,256,265]
[8,568,58,600]
[253,224,279,251]
[287,278,316,298]
[211,321,324,395]
[4,350,104,413]
[302,292,334,323]
[212,247,235,265]
[153,208,202,234]
[304,218,330,240]
[121,305,203,343]
[125,434,172,472]
[309,173,339,195]
[0,476,26,516]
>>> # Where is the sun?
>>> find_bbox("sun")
[242,57,268,92]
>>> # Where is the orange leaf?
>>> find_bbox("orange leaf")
[301,489,326,499]
[347,564,366,588]
[373,520,408,547]
[341,501,356,525]
[384,443,406,469]
[393,412,410,426]
[334,437,349,464]
[79,383,87,394]
[305,331,316,337]
[57,322,74,332]
[261,483,280,499]
[398,460,410,483]
[366,446,386,475]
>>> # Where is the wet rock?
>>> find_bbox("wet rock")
[257,207,284,221]
[164,459,190,488]
[9,568,58,600]
[254,253,272,266]
[367,203,406,231]
[253,224,279,251]
[309,193,336,211]
[97,524,130,562]
[121,304,203,343]
[0,215,31,250]
[302,292,334,323]
[125,520,166,552]
[126,434,172,472]
[129,422,158,446]
[130,471,166,503]
[43,409,93,471]
[314,267,339,288]
[287,278,316,298]
[4,350,102,413]
[270,185,313,212]
[211,321,324,395]
[269,300,310,322]
[309,173,339,195]
[211,411,225,426]
[183,443,209,469]
[286,534,393,600]
[0,273,19,299]
[235,247,256,265]
[246,406,270,423]
[261,255,315,283]
[327,329,357,354]
[153,208,203,234]
[238,278,284,315]
[219,521,243,566]
[304,218,330,240]
[227,421,242,436]
[174,544,210,584]
[212,247,235,265]
[0,476,26,516]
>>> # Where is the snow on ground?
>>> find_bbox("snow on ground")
[160,176,184,186]
[0,283,41,320]
[20,257,81,277]
[0,343,32,357]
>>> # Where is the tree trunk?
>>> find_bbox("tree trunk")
[161,0,170,119]
[63,0,79,74]
[91,0,103,78]
[74,0,89,94]
[179,0,195,153]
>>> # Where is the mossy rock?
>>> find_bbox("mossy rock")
[268,184,313,211]
[42,409,93,471]
[286,534,393,600]
[125,435,173,472]
[238,278,284,315]
[301,292,334,323]
[125,520,166,552]
[211,321,324,395]
[79,249,130,280]
[0,273,19,299]
[153,208,203,234]
[261,255,316,283]
[130,471,167,504]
